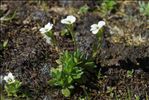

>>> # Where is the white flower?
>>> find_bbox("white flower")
[39,22,53,34]
[90,21,105,34]
[61,15,76,24]
[4,72,15,84]
[39,22,53,44]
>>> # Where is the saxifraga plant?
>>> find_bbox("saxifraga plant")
[139,1,149,16]
[49,49,96,97]
[98,0,117,17]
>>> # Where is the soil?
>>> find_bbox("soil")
[0,0,149,100]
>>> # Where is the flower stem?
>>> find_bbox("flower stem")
[66,25,77,47]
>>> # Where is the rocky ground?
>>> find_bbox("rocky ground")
[0,0,149,100]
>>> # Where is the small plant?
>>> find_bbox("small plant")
[3,40,8,48]
[135,95,140,100]
[106,86,114,98]
[0,40,8,66]
[126,69,134,78]
[39,22,57,46]
[98,0,116,17]
[49,50,95,97]
[0,10,17,21]
[90,21,106,57]
[0,40,8,52]
[3,72,22,97]
[78,5,89,15]
[61,15,76,45]
[139,1,149,16]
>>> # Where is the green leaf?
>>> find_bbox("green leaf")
[73,71,83,79]
[67,76,73,84]
[3,40,8,48]
[85,62,94,66]
[5,83,18,97]
[74,57,78,63]
[68,85,74,89]
[61,29,69,36]
[15,80,21,88]
[61,88,70,97]
[78,5,89,15]
[46,31,53,37]
[48,79,55,85]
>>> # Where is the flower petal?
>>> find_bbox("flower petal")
[39,28,46,34]
[90,24,98,31]
[45,22,53,31]
[92,29,99,34]
[4,76,9,82]
[98,21,105,29]
[61,19,69,24]
[67,15,76,24]
[4,72,15,83]
[8,72,15,81]
[61,15,76,24]
[8,73,14,79]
